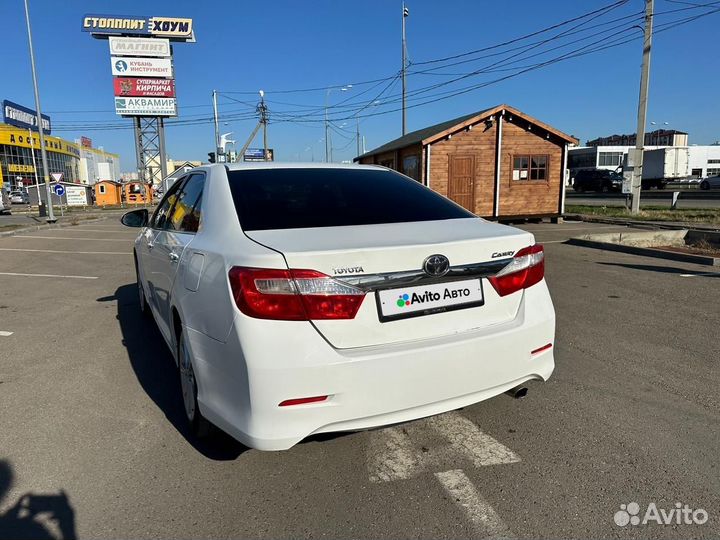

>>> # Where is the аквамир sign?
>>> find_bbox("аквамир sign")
[114,97,177,116]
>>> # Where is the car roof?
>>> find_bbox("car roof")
[222,162,386,172]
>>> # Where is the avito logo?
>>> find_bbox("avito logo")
[396,287,472,308]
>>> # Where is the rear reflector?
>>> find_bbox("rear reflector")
[488,244,545,297]
[531,343,553,355]
[279,396,328,407]
[229,267,366,321]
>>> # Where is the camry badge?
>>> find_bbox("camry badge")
[423,254,450,277]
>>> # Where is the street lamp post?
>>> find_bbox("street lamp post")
[27,129,41,211]
[325,85,352,162]
[23,0,55,222]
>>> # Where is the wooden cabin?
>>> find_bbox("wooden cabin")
[123,182,153,205]
[355,104,578,221]
[94,180,122,206]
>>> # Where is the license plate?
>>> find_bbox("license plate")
[376,278,484,322]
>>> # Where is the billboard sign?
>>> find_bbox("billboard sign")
[113,77,175,97]
[114,97,177,116]
[111,56,172,77]
[244,148,274,162]
[66,185,88,206]
[82,15,193,39]
[3,100,51,133]
[80,136,92,148]
[109,36,170,57]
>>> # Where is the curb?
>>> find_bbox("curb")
[0,216,111,238]
[563,213,720,232]
[567,237,719,266]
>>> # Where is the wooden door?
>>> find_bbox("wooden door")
[448,155,475,213]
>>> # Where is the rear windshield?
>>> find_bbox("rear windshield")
[227,168,474,231]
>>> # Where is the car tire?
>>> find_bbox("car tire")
[700,181,710,190]
[135,258,150,317]
[178,327,212,439]
[574,184,584,193]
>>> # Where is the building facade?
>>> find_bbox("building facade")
[0,123,119,192]
[356,104,577,220]
[587,129,688,147]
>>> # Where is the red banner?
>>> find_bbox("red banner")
[113,77,175,98]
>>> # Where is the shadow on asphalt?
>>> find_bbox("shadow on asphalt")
[597,262,720,276]
[98,284,248,461]
[0,460,76,540]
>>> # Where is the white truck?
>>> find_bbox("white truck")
[642,147,690,186]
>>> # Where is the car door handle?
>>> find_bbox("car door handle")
[168,252,180,263]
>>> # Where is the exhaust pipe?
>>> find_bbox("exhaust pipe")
[505,385,528,399]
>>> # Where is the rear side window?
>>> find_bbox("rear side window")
[227,168,474,231]
[167,173,205,233]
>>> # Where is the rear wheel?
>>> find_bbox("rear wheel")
[178,327,212,438]
[700,180,710,190]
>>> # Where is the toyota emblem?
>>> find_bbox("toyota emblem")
[423,254,450,277]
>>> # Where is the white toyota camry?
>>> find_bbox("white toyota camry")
[121,163,555,450]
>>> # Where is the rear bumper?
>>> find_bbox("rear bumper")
[187,281,555,451]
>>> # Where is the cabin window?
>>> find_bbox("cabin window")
[512,155,548,181]
[402,155,420,181]
[99,184,106,194]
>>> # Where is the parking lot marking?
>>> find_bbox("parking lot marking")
[367,426,421,483]
[427,412,521,467]
[0,331,13,337]
[0,272,98,280]
[680,272,720,278]
[13,235,132,242]
[435,469,512,539]
[367,412,520,483]
[0,248,128,255]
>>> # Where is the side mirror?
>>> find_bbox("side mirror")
[121,209,149,228]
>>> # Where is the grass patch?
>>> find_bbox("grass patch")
[566,205,720,225]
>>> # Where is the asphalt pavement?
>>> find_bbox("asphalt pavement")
[0,218,718,539]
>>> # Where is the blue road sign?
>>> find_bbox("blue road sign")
[52,184,66,197]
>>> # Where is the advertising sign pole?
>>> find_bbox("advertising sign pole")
[23,0,55,222]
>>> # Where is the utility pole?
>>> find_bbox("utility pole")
[631,0,654,214]
[356,116,361,157]
[23,0,54,222]
[258,90,269,161]
[401,3,409,135]
[212,90,224,162]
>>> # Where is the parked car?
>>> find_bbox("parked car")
[699,176,720,190]
[10,191,30,204]
[572,169,623,192]
[121,163,556,450]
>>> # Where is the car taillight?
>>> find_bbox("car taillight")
[228,267,366,321]
[488,244,545,297]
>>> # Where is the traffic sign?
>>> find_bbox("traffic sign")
[52,184,66,197]
[50,172,63,182]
